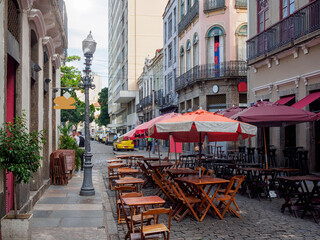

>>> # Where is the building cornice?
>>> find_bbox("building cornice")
[252,84,273,96]
[28,9,47,38]
[42,36,55,57]
[301,69,320,86]
[273,76,300,91]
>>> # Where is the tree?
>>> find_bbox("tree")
[96,87,110,126]
[60,55,95,127]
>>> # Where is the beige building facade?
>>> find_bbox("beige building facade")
[247,0,320,171]
[108,0,167,134]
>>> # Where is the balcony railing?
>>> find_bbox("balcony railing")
[161,91,178,109]
[247,0,320,61]
[235,0,247,9]
[204,0,225,13]
[175,61,247,91]
[178,1,199,35]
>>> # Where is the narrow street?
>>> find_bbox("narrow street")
[31,141,320,239]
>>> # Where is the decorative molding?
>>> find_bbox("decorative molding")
[252,84,273,96]
[300,70,320,86]
[42,36,55,58]
[273,76,300,91]
[301,45,309,55]
[273,57,279,65]
[18,0,33,10]
[28,9,47,38]
[293,48,299,58]
[267,59,272,68]
[52,54,61,69]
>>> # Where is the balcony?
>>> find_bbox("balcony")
[155,89,164,107]
[235,0,247,9]
[114,90,137,103]
[178,1,199,35]
[247,0,320,62]
[175,61,247,91]
[203,0,225,13]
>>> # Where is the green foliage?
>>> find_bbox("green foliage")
[0,113,46,184]
[60,55,95,127]
[58,124,84,171]
[96,87,110,127]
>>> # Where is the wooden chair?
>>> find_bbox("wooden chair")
[115,185,137,223]
[137,161,154,186]
[195,166,206,175]
[151,172,174,203]
[119,194,155,240]
[216,175,245,218]
[171,182,201,222]
[206,169,215,177]
[132,208,172,240]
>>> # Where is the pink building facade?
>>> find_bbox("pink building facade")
[176,0,248,113]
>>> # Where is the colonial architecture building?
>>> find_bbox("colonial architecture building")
[247,0,320,172]
[0,0,67,222]
[108,0,167,134]
[162,0,179,114]
[137,49,163,124]
[176,0,248,114]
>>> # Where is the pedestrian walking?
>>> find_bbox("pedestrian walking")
[72,130,79,145]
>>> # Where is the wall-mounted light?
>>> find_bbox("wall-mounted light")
[44,78,51,94]
[33,64,42,72]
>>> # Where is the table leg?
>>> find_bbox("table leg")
[199,184,224,221]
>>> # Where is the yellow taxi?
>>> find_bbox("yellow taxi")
[113,136,134,151]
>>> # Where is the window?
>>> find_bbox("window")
[257,0,269,33]
[164,49,167,70]
[237,24,247,61]
[186,40,191,71]
[281,0,295,19]
[193,33,199,66]
[168,43,172,67]
[168,14,172,39]
[180,46,185,74]
[164,22,167,43]
[207,26,224,65]
[187,0,191,12]
[181,0,185,19]
[173,7,177,32]
[173,37,177,63]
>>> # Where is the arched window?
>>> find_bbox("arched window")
[207,26,224,65]
[180,46,185,74]
[193,33,199,66]
[237,24,247,61]
[186,40,191,71]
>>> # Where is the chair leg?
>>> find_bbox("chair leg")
[232,199,240,211]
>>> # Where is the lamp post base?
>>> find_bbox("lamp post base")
[80,161,95,196]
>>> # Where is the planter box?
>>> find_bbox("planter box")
[1,214,32,240]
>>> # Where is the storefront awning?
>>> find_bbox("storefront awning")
[275,96,295,105]
[292,91,320,109]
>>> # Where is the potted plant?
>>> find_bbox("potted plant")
[0,113,45,240]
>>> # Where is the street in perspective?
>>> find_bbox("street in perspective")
[1,0,320,240]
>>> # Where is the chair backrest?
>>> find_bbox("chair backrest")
[121,191,143,198]
[206,169,215,176]
[137,161,149,175]
[196,166,206,175]
[141,208,172,236]
[163,157,169,162]
[119,194,132,233]
[115,185,136,204]
[230,175,245,198]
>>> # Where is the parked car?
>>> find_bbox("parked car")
[113,137,134,151]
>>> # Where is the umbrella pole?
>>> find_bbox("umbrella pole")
[174,140,177,168]
[263,123,268,169]
[199,132,202,178]
[214,141,217,159]
[168,134,171,161]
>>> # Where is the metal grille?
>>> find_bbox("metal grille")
[8,0,20,42]
[207,94,226,110]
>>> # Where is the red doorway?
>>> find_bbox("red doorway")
[6,55,15,213]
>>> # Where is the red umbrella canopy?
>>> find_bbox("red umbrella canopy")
[123,128,136,140]
[149,109,257,142]
[232,101,319,127]
[216,107,244,118]
[134,112,180,135]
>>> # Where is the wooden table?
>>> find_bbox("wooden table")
[108,163,126,190]
[123,196,166,233]
[278,175,320,223]
[115,177,145,192]
[116,155,144,159]
[107,159,123,164]
[166,168,198,179]
[143,157,161,161]
[118,167,140,178]
[150,162,173,180]
[175,176,229,221]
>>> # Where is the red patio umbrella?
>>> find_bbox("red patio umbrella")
[232,100,320,168]
[216,107,244,118]
[149,109,257,176]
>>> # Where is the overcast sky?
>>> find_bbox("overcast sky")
[65,0,108,87]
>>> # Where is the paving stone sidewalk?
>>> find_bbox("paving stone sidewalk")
[31,169,118,240]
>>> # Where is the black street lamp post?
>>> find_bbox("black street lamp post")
[80,32,96,196]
